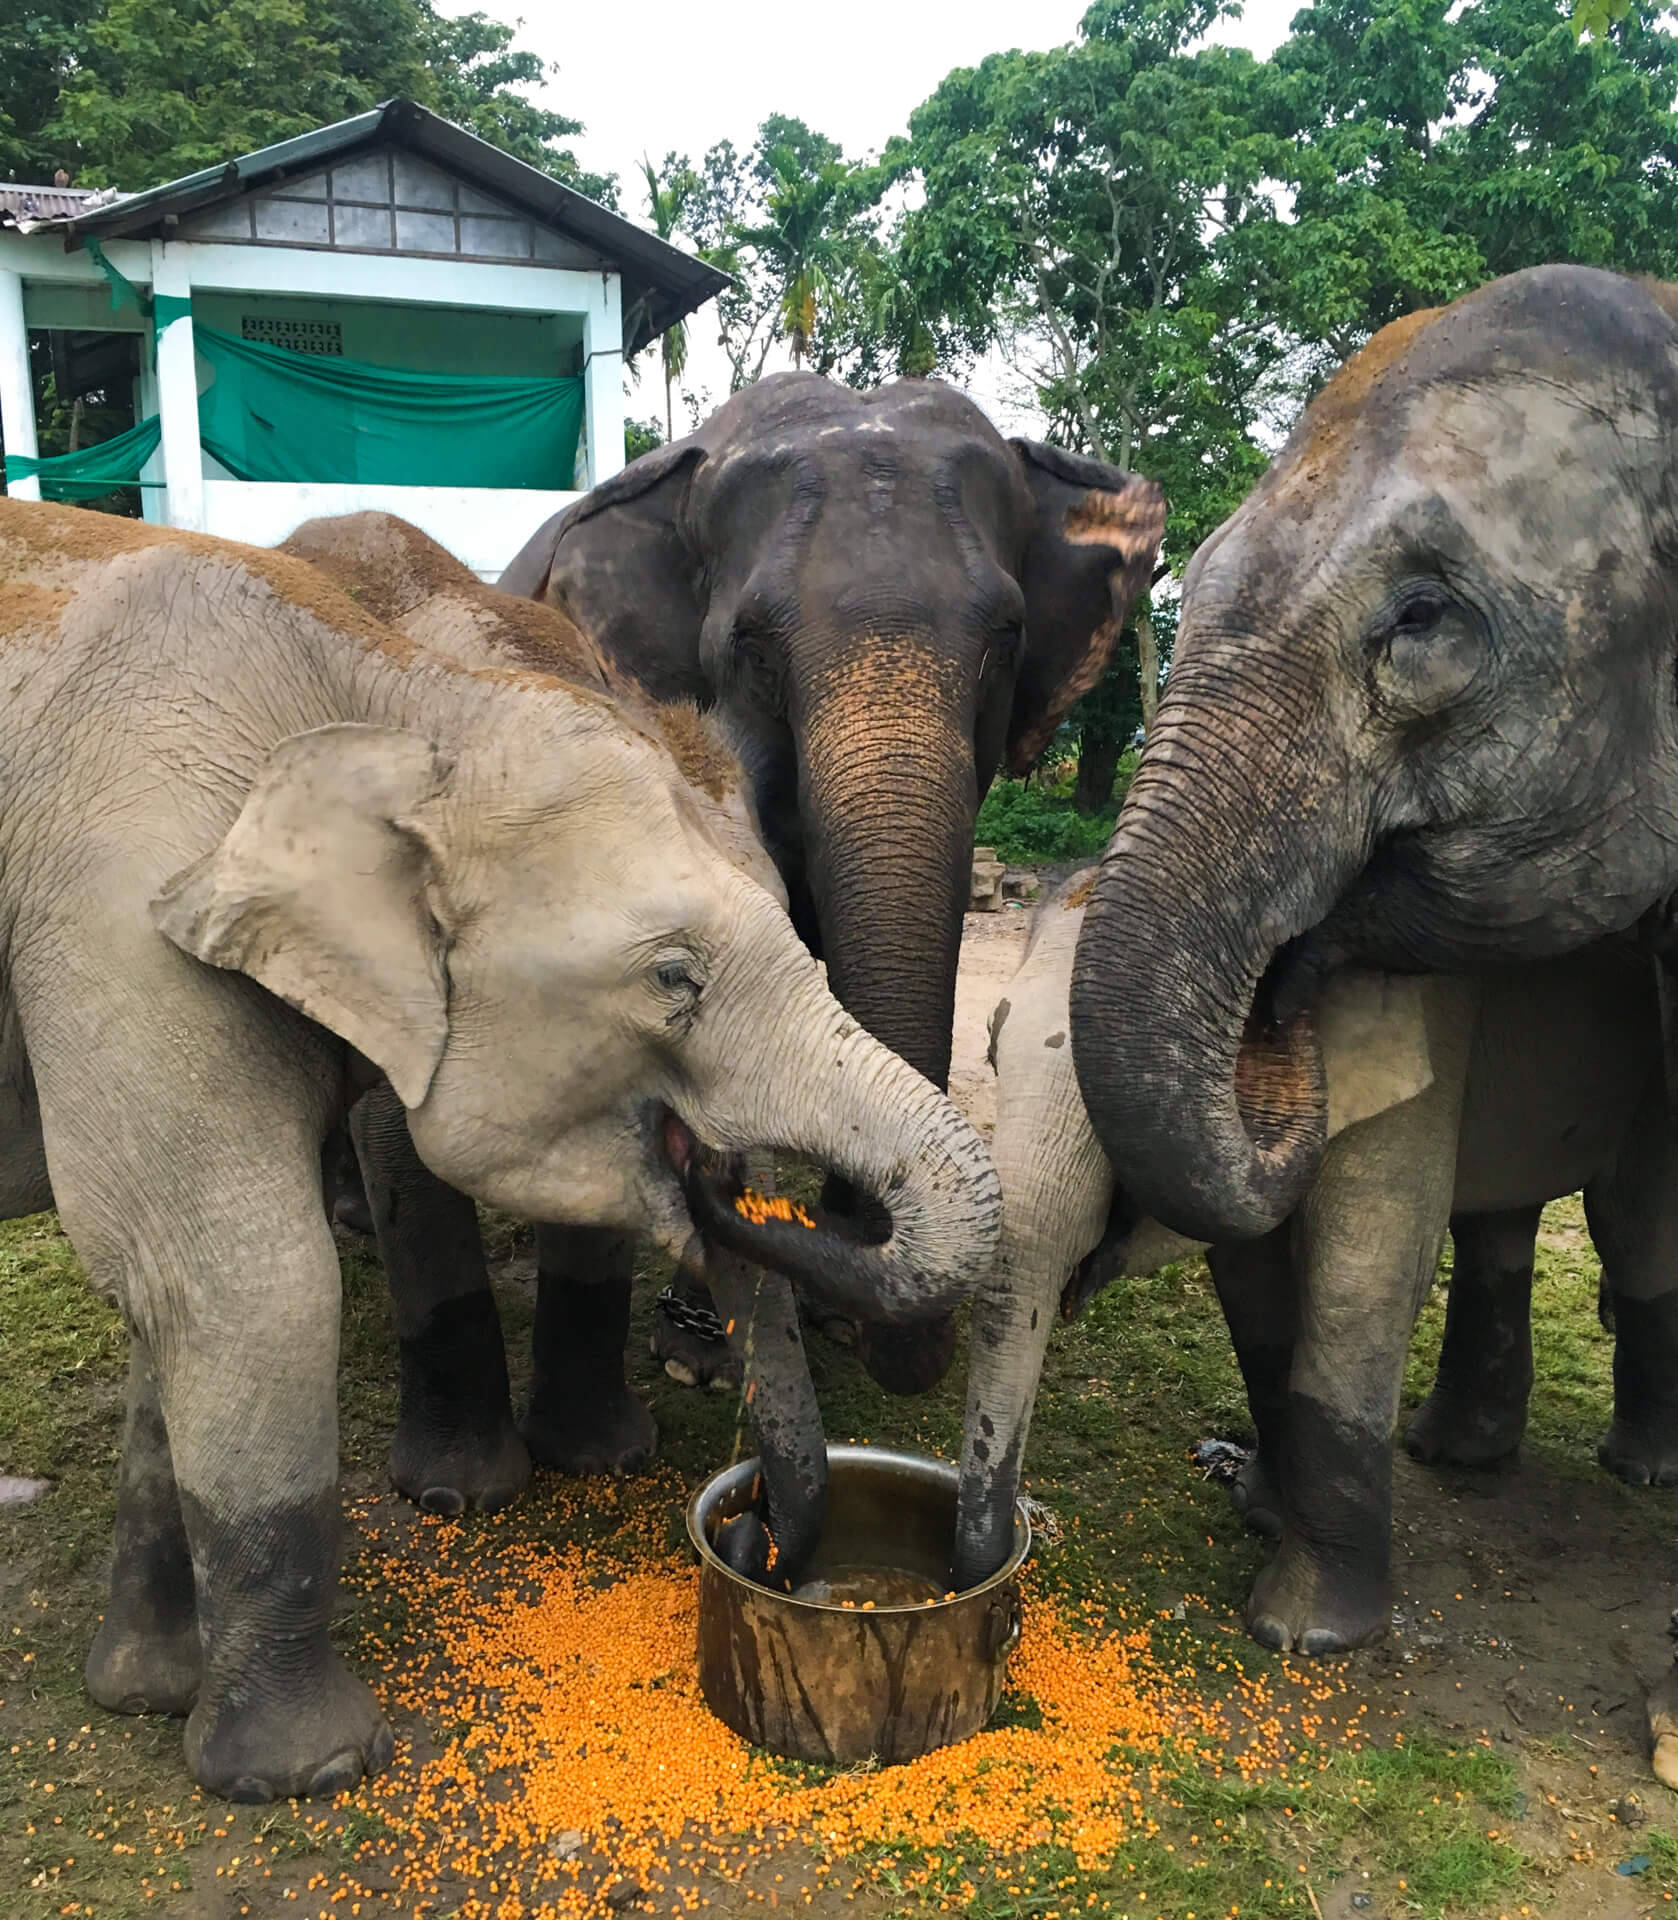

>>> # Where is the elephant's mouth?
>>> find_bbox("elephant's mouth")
[657,1109,894,1305]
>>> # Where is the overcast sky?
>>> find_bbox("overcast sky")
[454,0,1305,432]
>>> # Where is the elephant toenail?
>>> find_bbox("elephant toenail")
[1249,1614,1293,1652]
[420,1485,466,1515]
[305,1750,363,1798]
[1299,1627,1349,1657]
[227,1776,276,1804]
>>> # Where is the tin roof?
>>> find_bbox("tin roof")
[3,101,730,355]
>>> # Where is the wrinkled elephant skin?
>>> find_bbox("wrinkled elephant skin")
[0,499,1000,1801]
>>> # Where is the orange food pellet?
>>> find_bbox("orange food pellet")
[732,1191,816,1229]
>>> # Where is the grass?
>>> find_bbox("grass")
[1,1191,1673,1919]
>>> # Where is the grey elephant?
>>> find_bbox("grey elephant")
[280,510,847,1574]
[956,870,1678,1594]
[315,373,1163,1518]
[1067,265,1678,1778]
[0,498,1000,1800]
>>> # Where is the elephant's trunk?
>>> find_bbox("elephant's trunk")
[954,1114,1114,1589]
[679,906,1001,1327]
[786,640,979,1389]
[704,1238,827,1587]
[1071,657,1358,1243]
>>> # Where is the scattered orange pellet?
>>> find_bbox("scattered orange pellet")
[732,1191,816,1228]
[52,1476,1397,1920]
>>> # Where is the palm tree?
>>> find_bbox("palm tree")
[737,147,853,370]
[641,154,697,440]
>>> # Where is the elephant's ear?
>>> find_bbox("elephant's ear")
[150,725,455,1108]
[499,440,710,702]
[1006,440,1166,775]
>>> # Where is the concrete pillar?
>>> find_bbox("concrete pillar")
[0,268,41,501]
[582,273,625,488]
[150,240,204,531]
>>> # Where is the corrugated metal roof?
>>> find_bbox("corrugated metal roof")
[0,184,118,231]
[8,101,730,356]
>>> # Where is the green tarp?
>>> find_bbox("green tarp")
[5,414,162,501]
[193,324,584,490]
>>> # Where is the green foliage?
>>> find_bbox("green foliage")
[860,0,1678,569]
[681,117,887,391]
[624,416,664,463]
[4,0,612,202]
[975,756,1138,863]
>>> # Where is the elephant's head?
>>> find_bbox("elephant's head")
[1072,263,1678,1242]
[503,374,1163,1387]
[151,701,1000,1331]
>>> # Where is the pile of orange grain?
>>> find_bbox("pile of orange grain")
[276,1475,1365,1920]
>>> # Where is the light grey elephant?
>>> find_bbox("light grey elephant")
[0,498,1000,1802]
[958,872,1678,1778]
[279,510,843,1578]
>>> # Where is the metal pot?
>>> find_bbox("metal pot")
[687,1443,1030,1765]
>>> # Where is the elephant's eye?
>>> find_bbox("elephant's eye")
[655,958,702,995]
[1388,587,1452,636]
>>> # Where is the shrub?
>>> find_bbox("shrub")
[975,752,1137,864]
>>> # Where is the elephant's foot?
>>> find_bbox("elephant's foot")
[1650,1666,1678,1791]
[1246,1543,1390,1657]
[1228,1451,1283,1539]
[1403,1387,1525,1469]
[1598,1415,1678,1487]
[652,1283,739,1390]
[86,1614,201,1717]
[185,1645,393,1803]
[523,1383,657,1477]
[391,1295,532,1514]
[390,1417,530,1515]
[390,1404,530,1515]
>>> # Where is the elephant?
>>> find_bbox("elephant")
[279,510,846,1575]
[1067,264,1678,1777]
[958,865,1678,1580]
[299,373,1163,1515]
[0,497,1000,1800]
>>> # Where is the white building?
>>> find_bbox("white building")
[0,99,726,576]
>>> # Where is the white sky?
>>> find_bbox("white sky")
[466,0,1304,433]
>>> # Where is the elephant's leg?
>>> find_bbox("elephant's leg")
[651,1270,739,1389]
[1585,1077,1678,1486]
[1403,1205,1541,1468]
[85,1338,201,1716]
[350,1083,530,1514]
[523,1226,657,1475]
[27,982,392,1802]
[1206,1226,1295,1542]
[1246,982,1473,1657]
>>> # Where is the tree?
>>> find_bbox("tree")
[684,117,879,388]
[640,152,699,439]
[6,0,613,201]
[879,0,1288,745]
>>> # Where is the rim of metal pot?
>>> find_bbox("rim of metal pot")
[686,1442,1032,1614]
